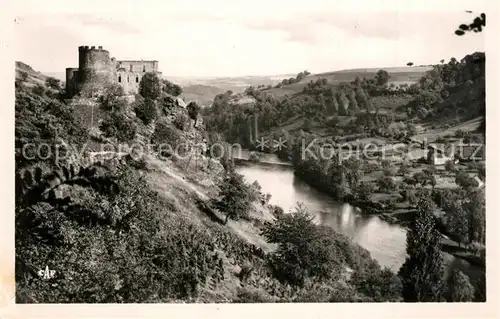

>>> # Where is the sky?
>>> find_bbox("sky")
[14,0,487,78]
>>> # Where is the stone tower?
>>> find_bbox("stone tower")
[77,46,116,95]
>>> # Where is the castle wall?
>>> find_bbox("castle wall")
[116,71,142,95]
[116,60,158,73]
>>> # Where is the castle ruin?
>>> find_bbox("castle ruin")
[66,46,162,97]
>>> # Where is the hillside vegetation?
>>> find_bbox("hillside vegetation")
[15,62,404,303]
[203,52,484,149]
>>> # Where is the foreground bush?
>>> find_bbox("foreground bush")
[16,166,226,302]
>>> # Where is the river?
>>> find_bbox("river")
[235,151,482,278]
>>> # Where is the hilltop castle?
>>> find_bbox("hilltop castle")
[65,46,162,97]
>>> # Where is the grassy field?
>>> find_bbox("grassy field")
[414,117,483,142]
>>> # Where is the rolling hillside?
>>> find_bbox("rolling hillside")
[262,66,432,97]
[15,61,52,88]
[182,84,228,107]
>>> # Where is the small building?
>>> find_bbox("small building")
[426,144,453,166]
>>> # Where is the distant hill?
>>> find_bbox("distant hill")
[15,61,53,88]
[169,74,293,107]
[181,84,230,107]
[262,66,433,97]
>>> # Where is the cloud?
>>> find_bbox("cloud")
[245,12,407,46]
[66,13,143,35]
[243,10,484,46]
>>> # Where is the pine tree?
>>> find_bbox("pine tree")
[355,87,369,109]
[398,197,444,302]
[331,93,340,114]
[347,89,358,113]
[336,91,349,116]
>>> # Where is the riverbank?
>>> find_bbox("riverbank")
[292,170,486,271]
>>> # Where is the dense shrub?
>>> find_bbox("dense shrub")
[45,77,61,90]
[173,113,190,131]
[15,90,88,169]
[100,111,137,142]
[135,98,158,125]
[377,176,397,193]
[99,83,126,112]
[150,121,182,157]
[162,79,183,97]
[32,83,45,96]
[349,267,402,302]
[16,166,227,302]
[455,170,477,189]
[446,269,475,302]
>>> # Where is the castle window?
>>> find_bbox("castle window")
[118,75,121,83]
[143,65,146,72]
[136,76,139,83]
[130,64,133,72]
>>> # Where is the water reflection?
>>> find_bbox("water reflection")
[236,164,407,271]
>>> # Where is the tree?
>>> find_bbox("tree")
[336,91,349,115]
[135,98,158,125]
[455,13,485,36]
[398,197,444,302]
[455,170,477,189]
[445,160,455,173]
[404,123,416,137]
[375,70,390,86]
[45,77,61,90]
[211,170,252,224]
[446,201,470,246]
[139,72,162,100]
[353,182,374,201]
[99,83,126,111]
[347,89,358,113]
[355,87,370,110]
[446,269,475,302]
[187,101,201,121]
[261,204,345,287]
[162,79,183,96]
[377,176,396,193]
[464,189,485,244]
